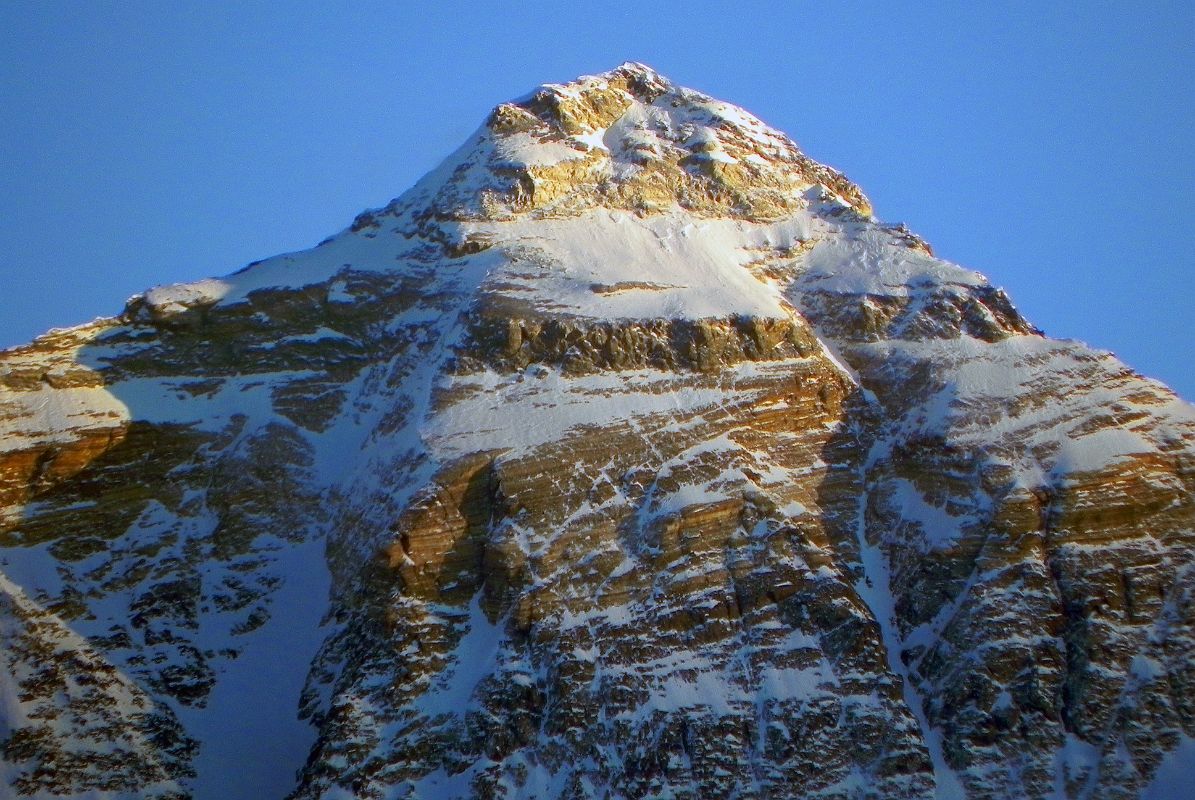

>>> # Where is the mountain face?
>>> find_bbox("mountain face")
[1,63,1193,800]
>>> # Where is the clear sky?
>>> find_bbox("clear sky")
[2,2,1192,397]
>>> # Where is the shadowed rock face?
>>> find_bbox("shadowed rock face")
[1,63,1193,800]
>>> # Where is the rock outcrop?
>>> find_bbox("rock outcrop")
[1,63,1192,799]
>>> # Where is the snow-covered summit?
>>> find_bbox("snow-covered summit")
[385,60,871,224]
[131,63,883,325]
[3,64,1193,800]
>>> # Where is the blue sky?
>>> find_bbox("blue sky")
[2,2,1192,397]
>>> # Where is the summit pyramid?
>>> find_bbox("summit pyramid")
[1,63,1192,800]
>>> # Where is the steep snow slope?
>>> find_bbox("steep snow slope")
[1,63,1192,800]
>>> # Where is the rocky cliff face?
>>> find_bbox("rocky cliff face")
[1,63,1192,800]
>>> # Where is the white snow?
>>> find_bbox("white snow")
[276,326,355,346]
[797,226,985,297]
[0,384,127,452]
[415,594,504,718]
[465,210,812,321]
[493,130,591,168]
[144,278,230,313]
[1142,735,1195,800]
[180,535,331,800]
[889,477,969,551]
[426,364,780,459]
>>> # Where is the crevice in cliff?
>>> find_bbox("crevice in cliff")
[845,402,968,799]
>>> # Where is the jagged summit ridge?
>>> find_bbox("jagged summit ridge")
[127,62,875,325]
[1,64,1194,800]
[128,66,898,339]
[376,60,871,225]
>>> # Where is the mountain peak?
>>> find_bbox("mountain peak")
[515,61,676,122]
[389,63,871,226]
[3,64,1192,800]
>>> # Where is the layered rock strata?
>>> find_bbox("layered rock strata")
[0,63,1192,800]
